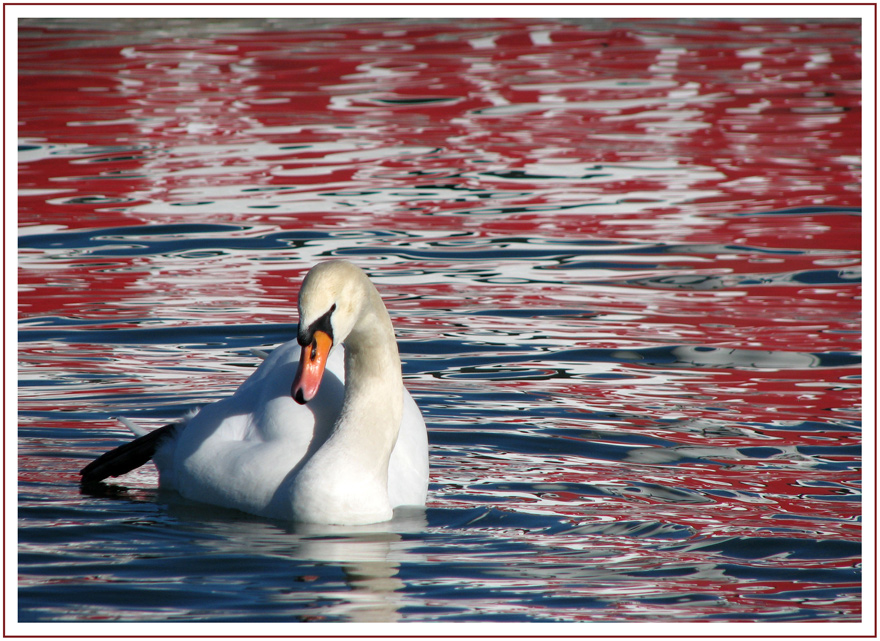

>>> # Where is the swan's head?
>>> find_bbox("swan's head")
[291,260,368,404]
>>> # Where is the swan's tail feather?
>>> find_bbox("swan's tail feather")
[80,423,178,485]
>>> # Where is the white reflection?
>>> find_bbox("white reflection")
[512,78,679,92]
[164,499,427,622]
[475,92,728,116]
[670,346,823,370]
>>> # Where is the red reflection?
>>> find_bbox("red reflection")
[19,19,861,621]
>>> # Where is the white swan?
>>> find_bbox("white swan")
[81,260,429,526]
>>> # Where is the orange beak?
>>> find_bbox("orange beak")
[292,330,332,404]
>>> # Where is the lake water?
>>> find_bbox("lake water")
[16,16,864,630]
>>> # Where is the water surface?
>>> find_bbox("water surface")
[17,17,862,626]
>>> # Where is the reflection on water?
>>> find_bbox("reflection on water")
[17,17,861,624]
[164,503,429,623]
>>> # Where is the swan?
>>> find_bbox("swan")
[81,260,429,525]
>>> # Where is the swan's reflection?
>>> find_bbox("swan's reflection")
[163,495,427,622]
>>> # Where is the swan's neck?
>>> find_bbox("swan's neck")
[336,290,404,467]
[289,283,404,524]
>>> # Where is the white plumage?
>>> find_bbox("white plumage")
[82,261,429,526]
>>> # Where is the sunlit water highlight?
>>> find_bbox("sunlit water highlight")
[18,18,861,623]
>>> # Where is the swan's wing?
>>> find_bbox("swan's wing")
[156,341,347,518]
[388,389,429,508]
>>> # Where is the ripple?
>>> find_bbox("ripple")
[18,16,862,625]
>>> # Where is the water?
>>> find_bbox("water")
[17,17,863,627]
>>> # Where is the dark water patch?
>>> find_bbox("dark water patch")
[565,520,696,539]
[719,563,859,584]
[373,97,460,105]
[753,586,862,603]
[799,494,861,503]
[334,241,596,262]
[427,506,565,532]
[480,169,613,180]
[20,581,253,621]
[19,142,153,161]
[751,420,860,433]
[705,609,850,622]
[421,408,630,434]
[737,446,785,458]
[605,483,714,505]
[626,268,861,290]
[398,339,533,357]
[560,346,860,370]
[542,426,681,449]
[18,223,343,257]
[437,428,640,461]
[401,343,860,379]
[19,315,157,328]
[19,322,299,349]
[470,308,598,319]
[729,206,861,217]
[796,444,861,458]
[61,195,136,205]
[76,154,148,164]
[632,267,862,291]
[671,537,861,561]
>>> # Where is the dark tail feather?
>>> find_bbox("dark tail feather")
[80,423,178,485]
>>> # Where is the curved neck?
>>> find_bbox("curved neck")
[287,262,408,524]
[334,284,404,477]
